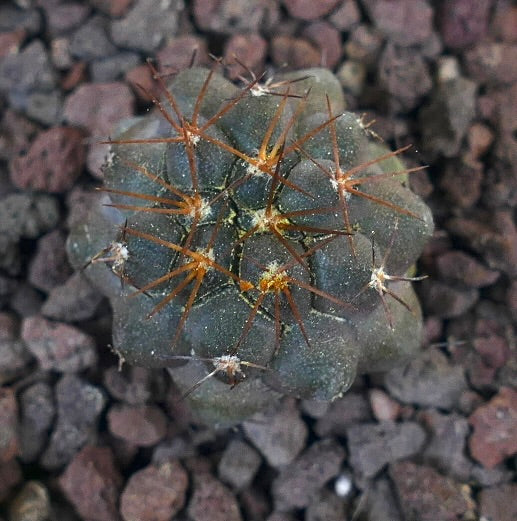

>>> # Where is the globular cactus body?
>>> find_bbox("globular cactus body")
[67,65,433,426]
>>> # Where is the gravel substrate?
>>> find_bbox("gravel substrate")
[1,1,516,520]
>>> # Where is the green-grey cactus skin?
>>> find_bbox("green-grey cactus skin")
[67,66,433,426]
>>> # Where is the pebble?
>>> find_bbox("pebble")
[283,0,340,20]
[41,375,106,469]
[42,271,103,322]
[467,122,494,159]
[479,483,517,521]
[271,35,321,69]
[389,461,472,521]
[91,52,140,82]
[10,283,43,317]
[468,386,517,468]
[70,15,117,61]
[344,25,383,65]
[188,472,242,521]
[436,250,499,288]
[156,35,210,73]
[272,439,345,510]
[111,0,183,52]
[438,0,492,49]
[305,489,346,521]
[217,439,261,490]
[25,89,63,126]
[439,158,483,208]
[0,5,42,35]
[329,0,361,31]
[22,315,97,372]
[45,2,91,36]
[346,421,426,481]
[314,392,372,437]
[0,30,26,61]
[120,460,188,521]
[0,459,22,502]
[8,481,51,521]
[0,387,20,463]
[369,388,401,421]
[0,39,56,97]
[421,279,479,318]
[90,0,133,17]
[103,365,152,405]
[419,76,477,158]
[465,42,517,85]
[336,60,367,95]
[363,0,433,46]
[224,34,267,80]
[419,410,472,481]
[193,0,279,34]
[63,81,134,176]
[59,445,123,521]
[384,347,468,409]
[28,230,72,292]
[302,21,342,69]
[492,2,517,42]
[378,43,432,111]
[243,399,307,467]
[107,404,167,446]
[0,109,38,163]
[19,382,55,463]
[0,312,31,385]
[357,478,402,521]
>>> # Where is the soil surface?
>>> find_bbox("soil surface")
[1,1,516,520]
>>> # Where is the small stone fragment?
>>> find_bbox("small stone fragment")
[91,52,140,82]
[363,0,433,46]
[243,399,307,467]
[419,410,472,481]
[272,439,345,510]
[19,382,55,463]
[438,0,492,49]
[107,404,167,447]
[378,43,432,111]
[42,271,103,322]
[369,389,401,421]
[41,375,106,469]
[479,483,517,521]
[302,21,342,69]
[465,42,517,85]
[0,459,22,502]
[421,279,479,318]
[103,365,152,405]
[45,2,91,36]
[419,77,477,157]
[188,472,242,521]
[59,445,123,521]
[120,460,188,521]
[111,0,183,52]
[346,421,426,480]
[0,312,31,385]
[0,387,20,463]
[224,34,267,80]
[389,461,472,521]
[337,60,367,96]
[70,15,117,61]
[8,481,50,521]
[218,439,261,490]
[384,347,468,409]
[193,0,279,33]
[469,386,517,468]
[305,489,346,521]
[329,0,361,31]
[271,35,321,69]
[22,315,97,372]
[28,230,73,292]
[315,392,372,437]
[156,35,210,74]
[283,0,340,20]
[436,251,499,288]
[357,478,402,521]
[439,159,483,209]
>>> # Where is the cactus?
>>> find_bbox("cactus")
[67,63,433,426]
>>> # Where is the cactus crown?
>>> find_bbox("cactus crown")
[67,60,433,425]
